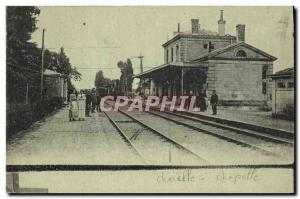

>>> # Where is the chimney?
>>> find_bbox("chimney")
[191,19,199,34]
[236,24,246,42]
[173,23,181,36]
[218,10,226,36]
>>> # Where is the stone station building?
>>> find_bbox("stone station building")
[134,10,277,109]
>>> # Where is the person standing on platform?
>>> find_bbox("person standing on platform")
[96,93,101,112]
[69,90,79,121]
[77,90,86,120]
[91,88,97,113]
[210,90,218,115]
[85,90,92,117]
[199,90,207,112]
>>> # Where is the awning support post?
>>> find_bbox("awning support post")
[181,68,184,96]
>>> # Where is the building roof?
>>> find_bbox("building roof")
[44,69,66,77]
[133,63,169,78]
[133,62,208,78]
[162,31,236,47]
[275,68,294,75]
[269,67,294,79]
[135,42,277,79]
[192,42,277,62]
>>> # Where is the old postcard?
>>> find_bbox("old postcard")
[6,6,295,193]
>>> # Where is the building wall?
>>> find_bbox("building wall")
[44,76,68,101]
[272,77,294,117]
[164,40,182,63]
[164,37,236,63]
[185,38,234,62]
[206,60,273,108]
[215,47,269,60]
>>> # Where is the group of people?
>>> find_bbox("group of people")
[69,88,101,121]
[197,90,219,115]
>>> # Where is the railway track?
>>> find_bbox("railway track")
[145,110,290,157]
[103,103,209,165]
[150,109,293,145]
[104,100,293,160]
[103,111,149,164]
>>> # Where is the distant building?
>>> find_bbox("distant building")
[44,69,68,102]
[134,10,277,109]
[269,68,294,119]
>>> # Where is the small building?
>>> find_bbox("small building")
[269,68,294,119]
[44,69,68,103]
[134,10,277,110]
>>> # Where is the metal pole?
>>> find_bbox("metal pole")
[149,79,151,96]
[139,56,143,73]
[40,28,46,101]
[26,83,29,104]
[181,69,183,96]
[274,80,277,116]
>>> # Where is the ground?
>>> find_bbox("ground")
[7,106,294,166]
[6,106,295,193]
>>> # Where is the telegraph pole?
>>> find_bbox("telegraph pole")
[137,55,144,93]
[130,54,144,93]
[137,54,144,73]
[40,28,46,101]
[181,68,184,96]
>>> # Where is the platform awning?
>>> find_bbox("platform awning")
[133,62,207,79]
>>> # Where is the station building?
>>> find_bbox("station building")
[44,69,68,103]
[269,68,294,119]
[134,10,277,109]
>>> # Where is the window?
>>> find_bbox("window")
[262,65,268,79]
[171,48,174,62]
[262,82,267,94]
[277,82,286,88]
[236,50,247,57]
[166,49,169,63]
[288,82,294,88]
[203,44,208,49]
[176,45,179,61]
[208,42,214,52]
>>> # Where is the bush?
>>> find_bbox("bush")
[7,97,65,136]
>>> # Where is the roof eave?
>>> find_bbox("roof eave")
[162,34,181,47]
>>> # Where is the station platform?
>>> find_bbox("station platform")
[154,104,294,134]
[187,108,295,134]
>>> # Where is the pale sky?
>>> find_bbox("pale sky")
[31,6,294,90]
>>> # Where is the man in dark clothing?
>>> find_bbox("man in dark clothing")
[85,90,92,117]
[199,90,207,112]
[96,94,101,112]
[91,88,97,113]
[210,90,218,115]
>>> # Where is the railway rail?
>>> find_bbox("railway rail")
[149,108,293,146]
[145,110,291,157]
[103,103,209,165]
[104,100,293,160]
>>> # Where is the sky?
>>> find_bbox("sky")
[31,6,294,90]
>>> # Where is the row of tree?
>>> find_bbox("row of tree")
[7,6,81,104]
[117,59,133,93]
[94,59,134,95]
[94,70,112,89]
[7,6,81,134]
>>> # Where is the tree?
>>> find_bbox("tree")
[56,47,81,81]
[95,70,112,88]
[117,59,134,93]
[6,6,40,103]
[95,70,105,88]
[6,7,81,103]
[126,59,134,92]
